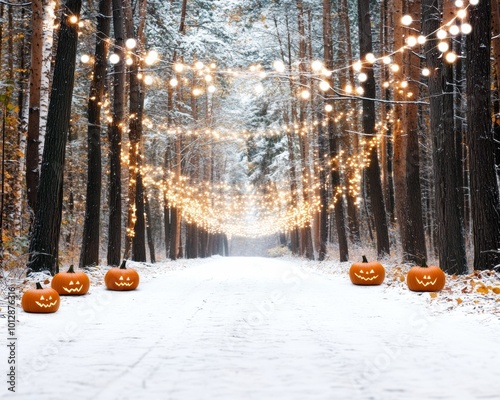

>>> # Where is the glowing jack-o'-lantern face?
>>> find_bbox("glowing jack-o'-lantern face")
[51,265,90,295]
[406,262,446,292]
[22,283,60,313]
[349,256,385,285]
[104,260,140,291]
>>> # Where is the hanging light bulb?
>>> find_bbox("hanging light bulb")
[365,53,376,63]
[401,15,413,25]
[109,53,120,64]
[406,36,418,47]
[125,38,137,49]
[445,52,458,63]
[358,72,368,82]
[311,60,323,71]
[461,23,472,34]
[438,41,449,52]
[417,35,427,44]
[449,25,460,36]
[273,60,285,73]
[319,81,330,91]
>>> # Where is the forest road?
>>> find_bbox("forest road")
[9,256,500,400]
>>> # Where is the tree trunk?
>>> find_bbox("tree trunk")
[296,0,314,260]
[79,0,111,269]
[26,0,43,215]
[466,0,500,270]
[28,0,83,275]
[403,0,427,262]
[107,0,126,266]
[144,192,156,263]
[423,0,467,274]
[358,0,390,257]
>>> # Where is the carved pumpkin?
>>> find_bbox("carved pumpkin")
[104,260,140,291]
[22,282,60,313]
[406,260,446,292]
[349,255,385,285]
[51,264,90,295]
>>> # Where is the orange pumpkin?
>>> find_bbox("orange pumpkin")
[406,260,446,292]
[349,255,385,285]
[51,264,90,295]
[104,260,140,291]
[22,282,60,313]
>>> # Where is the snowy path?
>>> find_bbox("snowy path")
[7,257,500,400]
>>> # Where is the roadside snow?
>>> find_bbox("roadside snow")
[2,256,500,400]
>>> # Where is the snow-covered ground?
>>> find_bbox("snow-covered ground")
[2,256,500,400]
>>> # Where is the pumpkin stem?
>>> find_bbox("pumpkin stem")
[36,282,43,290]
[67,264,75,273]
[120,260,127,269]
[362,255,369,263]
[421,258,428,268]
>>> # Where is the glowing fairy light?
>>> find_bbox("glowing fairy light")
[195,61,204,69]
[345,84,353,93]
[174,63,184,73]
[438,41,449,53]
[436,29,447,40]
[417,35,427,44]
[126,57,133,66]
[457,9,467,19]
[461,23,472,34]
[273,60,285,73]
[69,15,78,24]
[445,52,457,63]
[469,0,479,5]
[358,72,368,82]
[207,85,216,93]
[353,61,362,72]
[144,75,154,85]
[80,54,90,63]
[401,15,413,26]
[455,0,464,6]
[300,90,311,100]
[421,68,430,76]
[311,60,323,71]
[365,53,376,63]
[406,36,417,47]
[319,81,330,91]
[449,25,460,35]
[255,83,264,94]
[125,38,137,49]
[325,104,333,112]
[390,64,400,72]
[169,78,178,87]
[192,88,202,96]
[382,56,392,64]
[145,50,159,65]
[109,53,120,64]
[355,86,364,95]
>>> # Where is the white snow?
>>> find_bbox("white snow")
[3,256,500,400]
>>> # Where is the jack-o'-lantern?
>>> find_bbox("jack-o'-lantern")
[406,260,445,292]
[51,264,90,295]
[104,260,140,291]
[349,255,385,285]
[22,282,60,313]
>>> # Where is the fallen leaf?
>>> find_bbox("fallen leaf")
[492,287,500,294]
[456,297,463,305]
[476,286,489,295]
[430,292,438,299]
